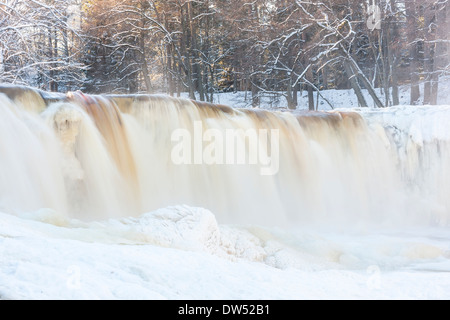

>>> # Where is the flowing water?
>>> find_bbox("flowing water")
[0,85,449,230]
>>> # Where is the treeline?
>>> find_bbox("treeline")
[0,0,448,109]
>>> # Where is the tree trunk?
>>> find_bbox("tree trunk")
[406,0,421,105]
[322,67,328,90]
[141,56,153,94]
[306,67,315,110]
[179,3,195,100]
[293,82,298,107]
[187,1,204,101]
[251,78,260,108]
[167,44,174,96]
[388,0,400,106]
[379,29,391,107]
[0,48,3,74]
[138,2,152,93]
[48,27,57,92]
[431,0,448,105]
[209,65,215,102]
[287,76,297,110]
[391,56,400,106]
[348,57,384,108]
[307,85,314,111]
[344,60,368,108]
[423,3,437,105]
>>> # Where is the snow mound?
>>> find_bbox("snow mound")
[99,205,267,262]
[107,205,221,252]
[218,226,266,262]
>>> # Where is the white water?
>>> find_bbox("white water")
[1,89,450,299]
[1,91,449,228]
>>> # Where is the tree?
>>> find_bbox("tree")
[0,0,85,91]
[1,0,447,107]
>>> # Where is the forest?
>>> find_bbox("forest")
[0,0,448,109]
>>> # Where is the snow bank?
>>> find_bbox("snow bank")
[356,105,450,144]
[71,206,267,263]
[179,77,450,110]
[1,205,450,300]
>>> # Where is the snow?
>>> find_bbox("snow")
[1,205,450,300]
[184,76,450,111]
[358,105,450,144]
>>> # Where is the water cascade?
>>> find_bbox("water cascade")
[1,85,449,228]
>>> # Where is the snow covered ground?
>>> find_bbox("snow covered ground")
[186,76,450,110]
[1,205,450,300]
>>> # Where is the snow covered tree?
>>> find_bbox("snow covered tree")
[0,0,85,91]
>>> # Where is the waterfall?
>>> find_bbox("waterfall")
[0,85,449,228]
